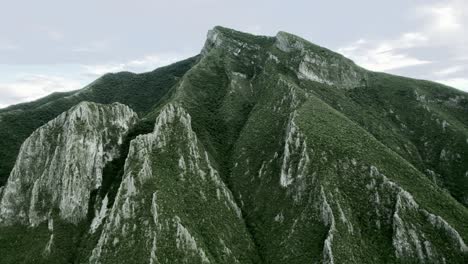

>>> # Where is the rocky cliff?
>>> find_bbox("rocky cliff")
[0,26,467,264]
[0,102,137,226]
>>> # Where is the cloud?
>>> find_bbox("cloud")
[0,53,189,108]
[72,41,108,53]
[417,0,467,49]
[436,78,468,92]
[245,25,264,35]
[0,43,19,51]
[434,66,464,77]
[338,0,467,89]
[82,64,127,76]
[0,74,83,107]
[37,26,64,41]
[82,53,187,77]
[337,33,431,72]
[420,3,464,34]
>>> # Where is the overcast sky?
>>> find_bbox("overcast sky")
[1,0,467,108]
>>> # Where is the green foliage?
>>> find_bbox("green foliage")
[1,26,467,263]
[0,220,89,264]
[98,118,155,211]
[0,56,197,186]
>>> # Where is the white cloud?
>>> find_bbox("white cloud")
[72,41,108,53]
[417,0,467,48]
[0,43,18,51]
[436,78,468,92]
[398,32,429,48]
[0,53,189,108]
[0,74,83,107]
[421,4,463,33]
[337,33,431,72]
[82,63,127,76]
[36,26,64,41]
[82,53,186,77]
[245,25,263,35]
[435,66,464,76]
[338,0,467,86]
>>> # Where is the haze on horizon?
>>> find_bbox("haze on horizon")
[1,0,467,108]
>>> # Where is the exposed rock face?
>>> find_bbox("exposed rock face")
[202,27,367,90]
[0,26,467,264]
[275,31,367,89]
[89,103,257,264]
[280,111,310,189]
[196,26,468,263]
[364,166,468,263]
[0,102,138,226]
[201,28,224,55]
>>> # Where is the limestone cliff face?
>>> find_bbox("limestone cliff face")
[202,26,367,90]
[196,27,468,263]
[0,26,467,264]
[0,102,138,226]
[89,103,257,264]
[274,31,367,89]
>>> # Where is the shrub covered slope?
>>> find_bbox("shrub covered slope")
[0,26,467,263]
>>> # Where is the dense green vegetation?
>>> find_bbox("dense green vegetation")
[0,220,89,264]
[0,56,198,186]
[97,118,155,211]
[0,26,467,263]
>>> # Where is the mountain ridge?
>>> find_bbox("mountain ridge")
[0,26,467,263]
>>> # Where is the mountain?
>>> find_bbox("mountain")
[0,26,467,263]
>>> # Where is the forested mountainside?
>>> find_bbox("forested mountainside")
[0,26,467,263]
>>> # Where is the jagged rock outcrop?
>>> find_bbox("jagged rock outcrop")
[196,27,468,263]
[89,103,258,264]
[202,27,367,90]
[0,26,467,264]
[0,102,138,226]
[366,166,468,263]
[275,31,367,89]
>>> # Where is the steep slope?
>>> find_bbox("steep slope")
[0,101,138,225]
[0,56,197,186]
[303,72,468,206]
[0,102,138,263]
[0,26,467,264]
[168,26,468,263]
[88,104,258,263]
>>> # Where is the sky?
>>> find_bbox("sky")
[0,0,467,108]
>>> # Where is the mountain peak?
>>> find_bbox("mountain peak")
[1,26,467,263]
[201,25,273,55]
[0,101,138,226]
[202,26,350,62]
[274,30,307,52]
[200,26,366,89]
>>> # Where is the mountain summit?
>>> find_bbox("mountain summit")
[0,26,467,263]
